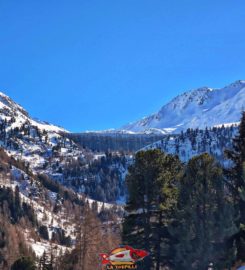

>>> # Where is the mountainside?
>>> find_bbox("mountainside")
[0,147,121,268]
[0,86,242,268]
[0,91,81,172]
[121,80,245,134]
[69,132,165,152]
[0,92,123,268]
[143,125,237,165]
[0,91,130,203]
[0,92,66,133]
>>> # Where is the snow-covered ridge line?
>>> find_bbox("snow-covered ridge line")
[119,80,245,134]
[0,91,68,133]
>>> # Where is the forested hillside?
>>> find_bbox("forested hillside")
[0,91,244,269]
[122,113,245,269]
[0,147,122,269]
[143,124,237,164]
[0,92,132,203]
[68,132,164,152]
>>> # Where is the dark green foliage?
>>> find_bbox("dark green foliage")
[51,228,71,246]
[22,202,37,225]
[172,153,236,270]
[39,225,49,241]
[157,125,236,164]
[38,174,60,193]
[0,186,37,225]
[68,132,165,152]
[0,227,5,249]
[226,111,245,262]
[0,226,6,266]
[37,174,86,207]
[123,149,182,269]
[62,152,127,202]
[123,149,238,269]
[11,257,36,270]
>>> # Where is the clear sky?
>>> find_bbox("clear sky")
[0,0,245,132]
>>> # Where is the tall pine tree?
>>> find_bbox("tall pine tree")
[226,111,245,262]
[172,153,236,270]
[122,149,182,269]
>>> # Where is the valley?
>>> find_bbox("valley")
[0,80,244,269]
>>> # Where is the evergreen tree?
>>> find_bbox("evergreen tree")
[11,256,36,270]
[172,153,236,270]
[226,111,245,262]
[39,225,49,241]
[122,149,182,269]
[153,153,183,269]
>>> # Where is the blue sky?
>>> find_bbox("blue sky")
[0,0,245,132]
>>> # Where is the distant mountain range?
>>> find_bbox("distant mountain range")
[2,80,244,137]
[0,81,242,264]
[0,80,244,205]
[119,80,245,134]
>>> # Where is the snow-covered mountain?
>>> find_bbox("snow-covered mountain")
[121,80,245,134]
[0,91,78,171]
[0,146,122,263]
[0,91,129,203]
[0,92,124,261]
[0,91,67,133]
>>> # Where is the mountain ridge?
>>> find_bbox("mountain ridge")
[0,91,67,133]
[119,80,245,134]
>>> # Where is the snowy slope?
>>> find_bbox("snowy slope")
[121,80,245,134]
[142,125,238,165]
[0,91,129,203]
[0,91,79,171]
[0,91,67,133]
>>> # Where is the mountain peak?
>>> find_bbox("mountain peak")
[0,91,30,118]
[120,80,245,134]
[225,80,245,89]
[167,86,212,109]
[0,91,67,133]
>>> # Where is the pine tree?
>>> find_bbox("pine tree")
[153,153,183,269]
[225,111,245,262]
[11,256,36,270]
[122,149,182,269]
[39,225,49,241]
[172,153,236,270]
